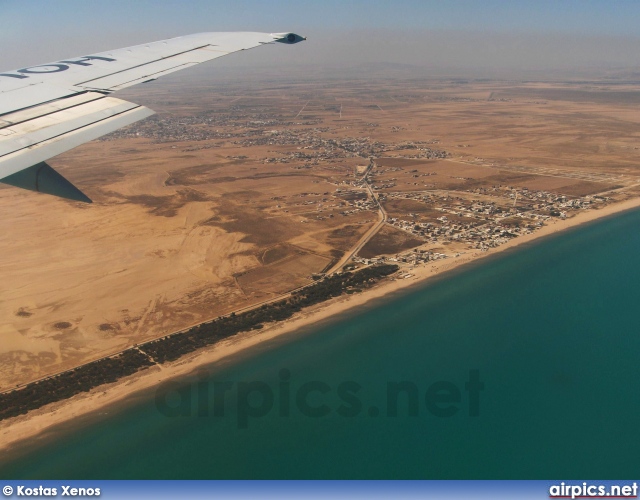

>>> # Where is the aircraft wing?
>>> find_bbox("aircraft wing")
[0,31,305,203]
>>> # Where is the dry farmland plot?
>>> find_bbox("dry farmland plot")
[236,252,331,296]
[360,225,425,258]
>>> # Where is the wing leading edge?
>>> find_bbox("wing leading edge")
[0,31,305,203]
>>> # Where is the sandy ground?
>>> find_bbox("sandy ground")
[4,78,640,391]
[2,197,640,455]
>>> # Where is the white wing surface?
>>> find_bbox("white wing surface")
[0,32,305,202]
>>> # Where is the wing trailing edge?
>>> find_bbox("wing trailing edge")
[0,92,154,202]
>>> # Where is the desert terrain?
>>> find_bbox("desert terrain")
[1,76,640,392]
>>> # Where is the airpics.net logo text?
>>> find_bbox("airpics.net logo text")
[154,368,484,429]
[549,482,638,499]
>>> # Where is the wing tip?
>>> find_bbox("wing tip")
[272,33,306,44]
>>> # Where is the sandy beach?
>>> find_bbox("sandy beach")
[2,197,640,455]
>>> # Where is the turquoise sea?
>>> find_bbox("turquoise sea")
[2,209,640,479]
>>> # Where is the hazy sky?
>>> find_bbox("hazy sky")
[2,0,640,78]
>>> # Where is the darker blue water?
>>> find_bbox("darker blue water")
[2,209,640,479]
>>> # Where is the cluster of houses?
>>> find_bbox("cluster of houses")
[381,187,606,252]
[355,249,451,267]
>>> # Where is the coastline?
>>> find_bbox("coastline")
[2,197,640,455]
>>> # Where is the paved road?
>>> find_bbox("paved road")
[326,167,388,274]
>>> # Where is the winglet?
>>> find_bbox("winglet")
[0,162,92,203]
[271,33,306,44]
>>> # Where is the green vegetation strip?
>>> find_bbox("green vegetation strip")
[0,265,398,421]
